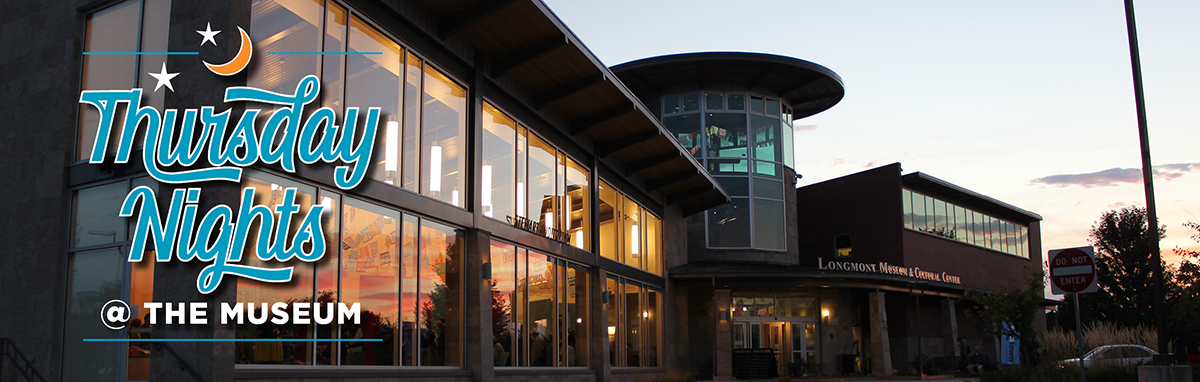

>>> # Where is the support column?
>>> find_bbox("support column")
[942,299,959,362]
[464,229,494,382]
[868,291,893,376]
[714,289,733,380]
[589,268,610,381]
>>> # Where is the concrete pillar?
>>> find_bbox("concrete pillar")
[868,291,893,376]
[942,298,958,360]
[464,229,494,382]
[589,268,610,381]
[714,289,733,380]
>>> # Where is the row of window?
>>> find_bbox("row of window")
[605,277,662,367]
[902,189,1029,258]
[483,102,664,275]
[661,92,796,169]
[488,241,591,367]
[234,171,465,367]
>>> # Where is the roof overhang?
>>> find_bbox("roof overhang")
[610,52,845,120]
[902,172,1043,224]
[413,0,730,215]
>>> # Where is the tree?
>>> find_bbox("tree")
[1057,206,1167,330]
[1167,221,1200,354]
[967,271,1045,365]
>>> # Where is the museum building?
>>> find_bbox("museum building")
[0,0,1043,381]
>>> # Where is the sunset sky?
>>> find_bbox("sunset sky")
[544,0,1200,276]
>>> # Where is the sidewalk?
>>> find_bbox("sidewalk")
[699,377,982,382]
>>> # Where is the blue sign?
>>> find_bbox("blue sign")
[1000,322,1020,365]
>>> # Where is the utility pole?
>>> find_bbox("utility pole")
[1121,0,1167,356]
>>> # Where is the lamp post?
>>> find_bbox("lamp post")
[1121,0,1167,357]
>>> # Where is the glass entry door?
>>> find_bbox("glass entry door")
[732,318,818,376]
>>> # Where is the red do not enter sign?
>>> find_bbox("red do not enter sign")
[1049,247,1098,294]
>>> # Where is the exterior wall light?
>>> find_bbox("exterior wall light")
[822,309,830,318]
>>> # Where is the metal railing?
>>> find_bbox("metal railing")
[0,338,48,382]
[152,342,205,382]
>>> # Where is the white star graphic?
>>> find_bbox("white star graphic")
[197,22,221,46]
[148,62,179,92]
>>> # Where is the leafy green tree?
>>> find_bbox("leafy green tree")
[1167,221,1200,354]
[1059,207,1167,330]
[968,271,1045,365]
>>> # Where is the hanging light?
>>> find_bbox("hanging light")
[481,164,493,217]
[452,189,459,207]
[320,197,333,217]
[574,230,584,248]
[631,220,640,257]
[516,182,525,217]
[544,212,553,238]
[607,326,617,336]
[429,145,442,193]
[385,121,398,173]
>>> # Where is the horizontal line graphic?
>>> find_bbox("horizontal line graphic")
[83,339,382,342]
[83,52,199,55]
[267,52,382,55]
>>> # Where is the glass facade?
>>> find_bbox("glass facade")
[902,188,1029,258]
[481,102,591,251]
[250,0,467,209]
[489,240,590,367]
[598,181,663,275]
[606,277,662,367]
[663,92,793,251]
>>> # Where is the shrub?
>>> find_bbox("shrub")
[1038,322,1158,365]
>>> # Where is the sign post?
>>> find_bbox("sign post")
[1049,247,1099,382]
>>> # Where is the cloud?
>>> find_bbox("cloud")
[1031,163,1200,188]
[794,124,818,132]
[863,161,878,168]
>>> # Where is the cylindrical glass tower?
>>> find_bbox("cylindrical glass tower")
[613,52,844,263]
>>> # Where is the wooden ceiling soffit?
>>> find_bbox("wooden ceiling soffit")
[596,131,659,158]
[646,170,697,193]
[534,74,606,109]
[625,152,680,177]
[569,104,633,136]
[491,35,570,78]
[666,185,714,205]
[437,0,522,40]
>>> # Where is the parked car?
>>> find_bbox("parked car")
[1057,345,1157,368]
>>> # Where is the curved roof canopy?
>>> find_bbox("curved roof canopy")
[611,52,845,120]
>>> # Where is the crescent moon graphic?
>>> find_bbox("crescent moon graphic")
[204,26,252,76]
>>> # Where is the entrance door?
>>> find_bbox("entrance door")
[732,318,818,377]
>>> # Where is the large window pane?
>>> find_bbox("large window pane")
[911,192,927,231]
[717,176,748,197]
[751,115,779,163]
[527,134,557,234]
[349,16,403,187]
[340,198,399,365]
[645,213,662,275]
[418,220,463,366]
[753,178,784,200]
[622,196,642,269]
[754,199,786,250]
[902,189,914,230]
[664,114,702,157]
[315,191,340,365]
[708,158,749,175]
[78,0,141,160]
[565,157,590,250]
[514,248,528,366]
[402,52,422,192]
[972,211,984,247]
[320,2,347,114]
[421,68,467,207]
[126,260,154,380]
[482,103,516,219]
[400,215,419,366]
[780,120,794,168]
[598,181,621,261]
[644,288,661,367]
[708,198,751,248]
[237,172,317,365]
[623,283,642,367]
[527,252,555,366]
[606,277,620,366]
[73,182,129,248]
[63,248,124,382]
[935,199,948,233]
[489,241,516,366]
[706,113,748,159]
[565,264,589,366]
[249,0,324,107]
[954,205,967,242]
